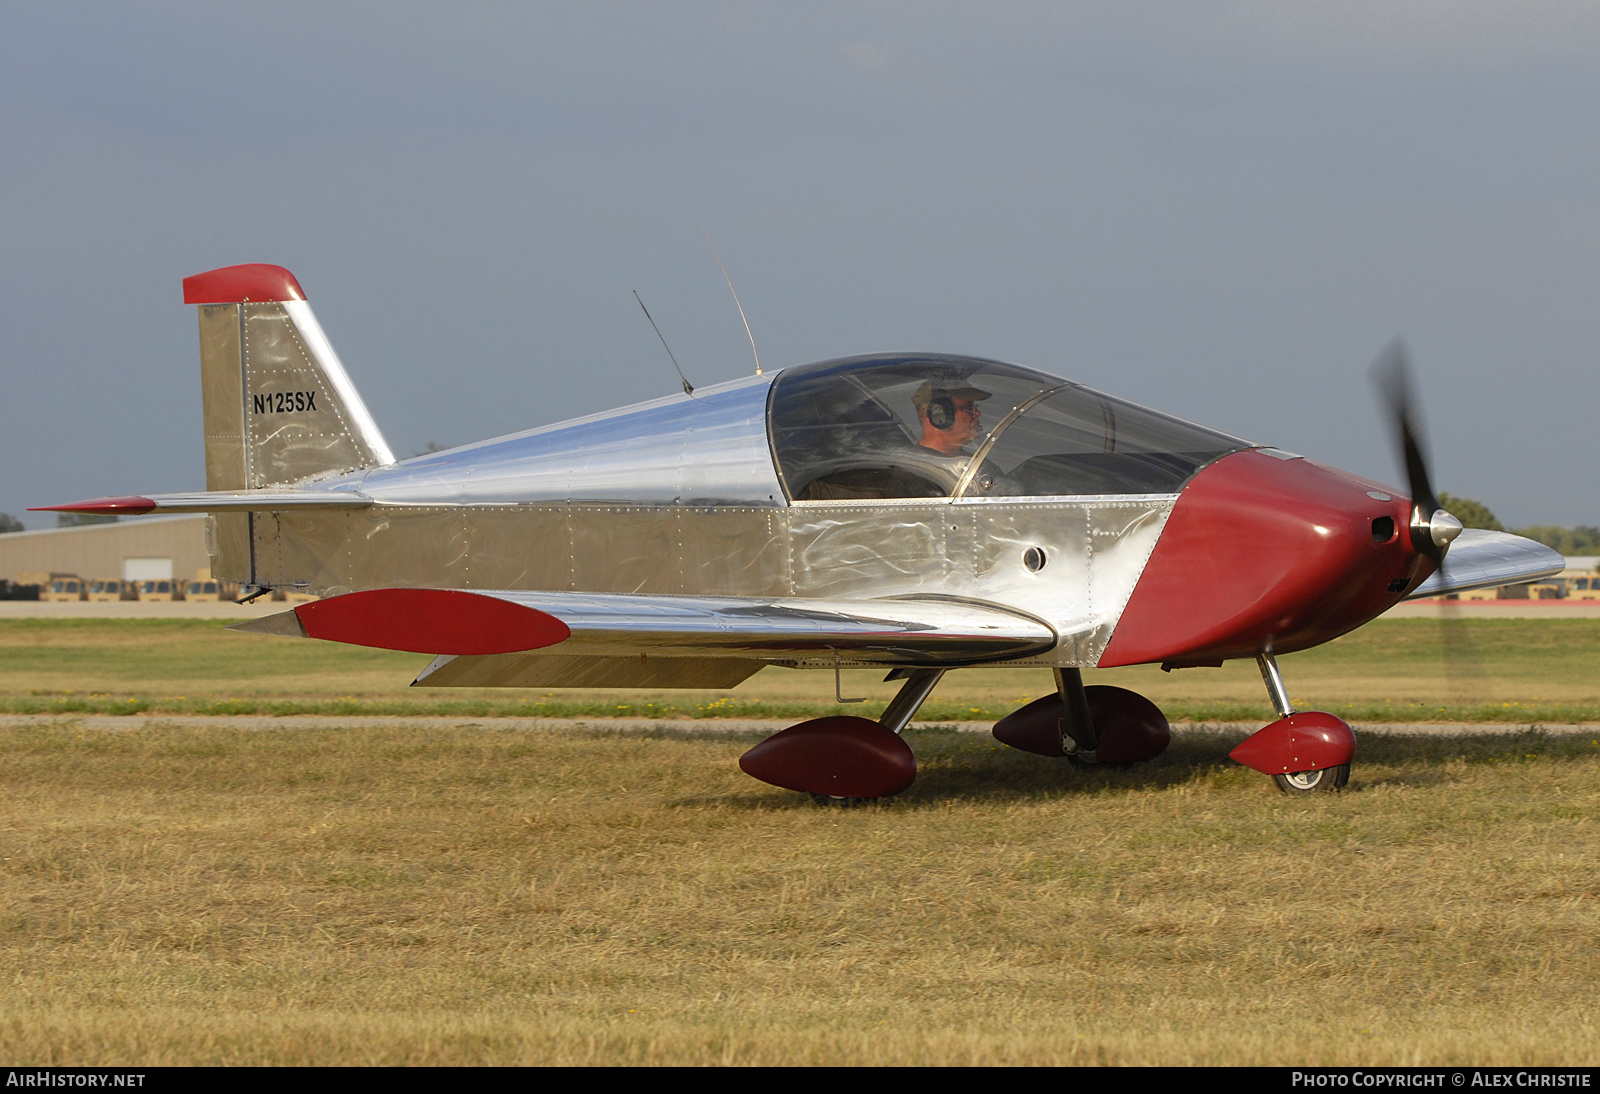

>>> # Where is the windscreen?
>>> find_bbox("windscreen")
[768,353,1250,501]
[959,384,1248,497]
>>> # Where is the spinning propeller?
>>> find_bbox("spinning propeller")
[1370,340,1463,566]
[1371,341,1486,705]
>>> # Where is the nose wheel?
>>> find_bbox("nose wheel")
[1273,764,1350,795]
[1231,654,1357,793]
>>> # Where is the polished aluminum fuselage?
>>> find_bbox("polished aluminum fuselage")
[45,269,1562,696]
[228,373,1177,668]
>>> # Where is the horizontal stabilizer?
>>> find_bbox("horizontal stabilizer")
[1406,529,1565,598]
[230,587,1060,664]
[33,491,373,515]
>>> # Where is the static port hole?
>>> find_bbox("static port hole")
[1371,517,1396,543]
[1023,546,1047,572]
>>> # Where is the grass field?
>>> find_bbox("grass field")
[3,617,1599,724]
[2,619,1598,1064]
[3,723,1597,1065]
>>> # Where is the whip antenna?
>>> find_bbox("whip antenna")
[703,231,763,376]
[633,290,693,396]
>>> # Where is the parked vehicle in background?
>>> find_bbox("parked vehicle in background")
[137,579,184,602]
[44,575,86,602]
[87,579,133,602]
[1568,576,1600,600]
[4,571,51,600]
[185,578,239,602]
[185,568,239,603]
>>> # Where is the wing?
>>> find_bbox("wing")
[229,587,1061,689]
[1406,529,1565,599]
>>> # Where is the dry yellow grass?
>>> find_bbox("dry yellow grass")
[3,721,1597,1065]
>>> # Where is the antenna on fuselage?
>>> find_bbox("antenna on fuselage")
[703,231,763,376]
[633,290,694,397]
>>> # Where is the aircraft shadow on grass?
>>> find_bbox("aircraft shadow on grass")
[670,726,1596,807]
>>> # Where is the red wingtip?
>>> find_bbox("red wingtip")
[183,264,306,305]
[30,496,157,515]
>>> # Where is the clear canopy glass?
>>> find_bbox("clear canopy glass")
[768,354,1249,501]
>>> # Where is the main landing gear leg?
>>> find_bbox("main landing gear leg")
[737,667,945,804]
[879,668,946,735]
[1229,653,1355,794]
[1055,668,1098,758]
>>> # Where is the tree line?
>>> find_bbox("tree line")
[1436,493,1600,554]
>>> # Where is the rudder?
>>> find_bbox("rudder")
[184,264,394,491]
[184,264,393,590]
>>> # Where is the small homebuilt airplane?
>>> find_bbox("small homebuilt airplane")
[41,264,1564,798]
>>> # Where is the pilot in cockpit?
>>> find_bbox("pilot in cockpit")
[790,376,999,500]
[911,380,990,457]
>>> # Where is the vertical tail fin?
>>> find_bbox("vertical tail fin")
[184,264,393,589]
[184,264,393,491]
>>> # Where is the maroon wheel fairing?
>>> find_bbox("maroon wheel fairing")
[991,693,1071,756]
[991,685,1171,762]
[1230,712,1356,776]
[1086,685,1172,763]
[739,716,916,798]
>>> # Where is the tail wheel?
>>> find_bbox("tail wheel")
[1272,764,1350,795]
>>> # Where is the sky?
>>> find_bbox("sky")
[4,2,1599,529]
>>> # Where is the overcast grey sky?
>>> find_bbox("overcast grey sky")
[4,2,1599,529]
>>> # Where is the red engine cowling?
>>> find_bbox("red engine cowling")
[1099,449,1424,668]
[739,716,917,798]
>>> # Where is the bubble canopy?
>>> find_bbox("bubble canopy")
[767,353,1251,502]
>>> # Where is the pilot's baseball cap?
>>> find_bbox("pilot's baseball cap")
[912,379,992,408]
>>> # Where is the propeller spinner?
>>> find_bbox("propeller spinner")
[1370,340,1463,563]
